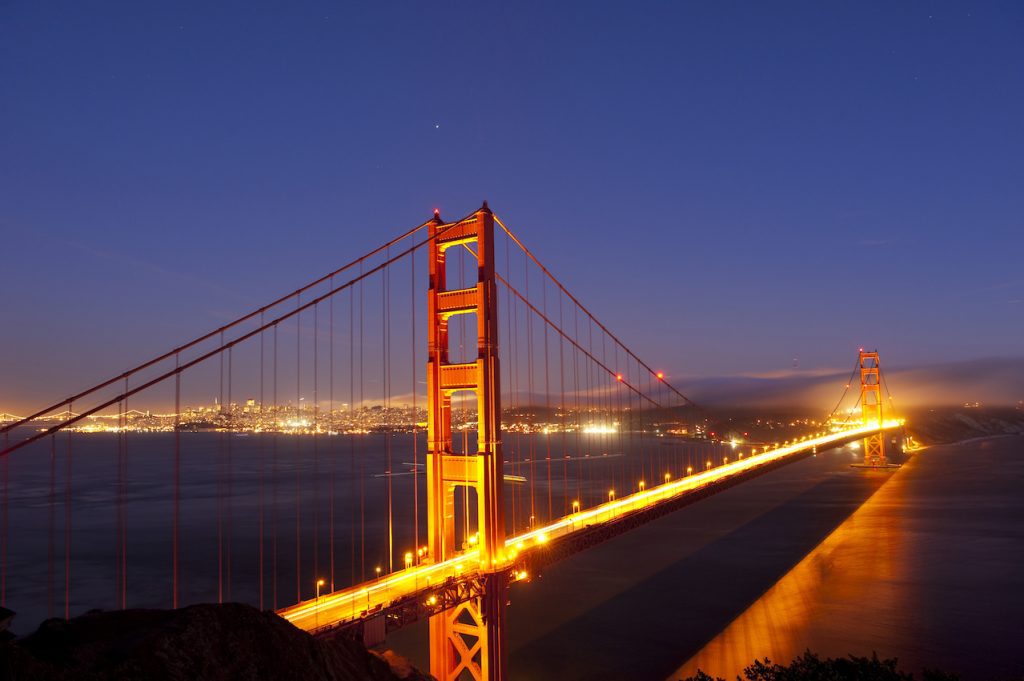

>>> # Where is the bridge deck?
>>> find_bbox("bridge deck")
[279,421,901,635]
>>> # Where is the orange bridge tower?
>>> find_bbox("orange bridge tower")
[859,349,886,466]
[426,203,508,681]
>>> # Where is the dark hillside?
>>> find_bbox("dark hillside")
[0,603,428,681]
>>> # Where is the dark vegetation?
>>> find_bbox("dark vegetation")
[0,603,427,681]
[680,650,961,681]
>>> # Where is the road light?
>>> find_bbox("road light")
[404,552,413,570]
[686,466,693,475]
[315,578,325,628]
[706,460,712,470]
[664,472,671,483]
[375,566,381,581]
[638,480,645,491]
[572,500,580,513]
[608,489,615,501]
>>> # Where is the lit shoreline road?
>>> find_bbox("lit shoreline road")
[279,421,902,633]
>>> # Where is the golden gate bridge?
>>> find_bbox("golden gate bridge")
[0,203,901,681]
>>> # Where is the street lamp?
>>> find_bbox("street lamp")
[315,578,325,628]
[572,500,580,514]
[686,466,693,475]
[664,472,671,484]
[608,489,615,501]
[405,552,413,570]
[638,480,645,492]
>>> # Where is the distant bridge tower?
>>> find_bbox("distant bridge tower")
[426,203,507,681]
[859,349,886,466]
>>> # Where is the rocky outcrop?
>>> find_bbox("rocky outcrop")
[0,603,430,681]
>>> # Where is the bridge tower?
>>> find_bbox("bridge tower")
[859,349,886,466]
[426,203,507,681]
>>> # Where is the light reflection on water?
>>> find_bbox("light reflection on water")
[671,467,906,679]
[673,436,1024,681]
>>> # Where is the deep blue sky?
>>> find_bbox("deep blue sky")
[2,2,1023,411]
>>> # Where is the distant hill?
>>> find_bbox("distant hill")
[684,356,1024,411]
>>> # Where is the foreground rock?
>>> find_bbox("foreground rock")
[0,603,429,681]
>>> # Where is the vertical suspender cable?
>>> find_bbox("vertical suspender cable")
[349,287,356,583]
[122,380,128,608]
[1,430,6,606]
[507,247,518,530]
[573,304,582,505]
[598,329,606,493]
[525,253,535,525]
[411,248,419,560]
[217,334,224,604]
[542,276,552,524]
[359,265,365,582]
[313,303,320,588]
[384,250,393,574]
[64,420,72,618]
[558,293,567,516]
[258,318,265,609]
[174,357,180,609]
[48,435,55,617]
[272,323,279,609]
[226,347,233,601]
[295,295,302,603]
[115,397,121,607]
[329,280,335,592]
[462,251,470,543]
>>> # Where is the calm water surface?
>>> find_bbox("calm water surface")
[1,427,725,633]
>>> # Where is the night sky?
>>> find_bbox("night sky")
[2,2,1022,411]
